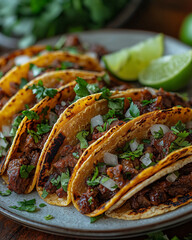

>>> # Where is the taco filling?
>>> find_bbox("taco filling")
[128,162,192,210]
[41,88,191,201]
[76,120,192,214]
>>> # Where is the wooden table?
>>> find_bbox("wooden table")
[1,0,192,239]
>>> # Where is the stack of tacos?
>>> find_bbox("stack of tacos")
[0,35,192,222]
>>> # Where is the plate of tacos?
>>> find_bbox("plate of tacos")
[0,29,192,239]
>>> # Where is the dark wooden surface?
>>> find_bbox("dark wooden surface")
[1,0,192,239]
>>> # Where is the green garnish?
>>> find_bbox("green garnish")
[108,98,124,115]
[0,71,3,78]
[101,176,109,184]
[20,165,35,179]
[22,110,39,120]
[87,166,101,187]
[74,77,90,100]
[36,123,52,135]
[88,196,93,205]
[29,63,43,77]
[44,215,54,220]
[42,188,48,199]
[28,80,58,101]
[111,184,118,189]
[61,169,70,192]
[72,152,80,159]
[99,87,112,100]
[169,137,190,153]
[76,130,89,149]
[10,115,25,137]
[19,78,28,89]
[126,102,140,119]
[51,175,61,188]
[154,127,164,139]
[57,61,74,70]
[90,214,104,223]
[119,144,144,160]
[9,199,37,212]
[27,129,41,143]
[0,189,12,196]
[39,203,46,208]
[141,99,156,106]
[143,139,151,144]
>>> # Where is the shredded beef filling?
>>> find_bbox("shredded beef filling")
[129,163,192,210]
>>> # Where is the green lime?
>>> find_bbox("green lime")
[139,51,192,91]
[102,34,164,80]
[180,14,192,46]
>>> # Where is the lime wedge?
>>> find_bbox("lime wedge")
[139,51,192,91]
[102,34,164,80]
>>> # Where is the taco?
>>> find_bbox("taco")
[36,87,191,207]
[71,107,192,217]
[2,72,125,193]
[0,70,105,175]
[106,154,192,220]
[0,51,103,110]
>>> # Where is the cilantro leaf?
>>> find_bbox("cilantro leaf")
[27,129,41,143]
[10,115,25,137]
[90,214,104,223]
[58,61,74,70]
[72,152,79,159]
[9,199,37,212]
[128,102,140,118]
[141,99,156,106]
[44,214,54,220]
[42,188,48,199]
[169,137,191,153]
[39,203,46,208]
[0,189,12,196]
[171,120,186,133]
[119,144,144,160]
[99,87,112,100]
[19,78,28,89]
[74,77,90,100]
[29,63,43,77]
[154,127,164,139]
[108,98,124,115]
[20,165,35,179]
[22,110,39,120]
[76,130,89,149]
[61,169,70,192]
[36,123,52,135]
[87,167,101,186]
[88,196,93,205]
[51,175,61,188]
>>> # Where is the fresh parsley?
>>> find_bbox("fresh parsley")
[61,169,70,192]
[141,99,156,106]
[20,165,35,179]
[22,110,39,120]
[28,80,57,101]
[76,130,89,149]
[0,189,12,196]
[9,199,37,212]
[44,214,54,220]
[19,78,28,89]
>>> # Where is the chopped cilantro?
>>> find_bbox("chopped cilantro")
[127,97,132,103]
[143,139,151,144]
[51,175,61,188]
[126,102,140,119]
[141,99,156,106]
[58,61,74,70]
[171,120,186,133]
[45,45,54,51]
[0,189,12,196]
[9,199,37,212]
[19,78,28,89]
[154,127,164,139]
[72,152,80,159]
[39,203,46,208]
[87,166,101,187]
[99,87,112,100]
[88,196,93,205]
[44,215,54,220]
[29,63,43,77]
[169,137,190,153]
[87,83,100,94]
[28,80,57,101]
[22,110,39,120]
[42,188,48,199]
[90,214,104,223]
[36,123,52,135]
[108,98,124,115]
[10,115,25,137]
[61,169,70,192]
[119,144,144,160]
[0,71,3,78]
[74,77,90,100]
[76,130,89,149]
[27,129,41,143]
[20,165,35,179]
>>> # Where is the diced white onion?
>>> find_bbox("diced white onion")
[86,52,97,59]
[61,101,66,107]
[91,115,104,129]
[104,152,118,166]
[150,124,170,136]
[186,121,192,129]
[140,153,152,167]
[144,87,157,96]
[129,139,139,152]
[49,112,58,126]
[2,125,11,137]
[100,176,117,191]
[166,173,178,183]
[0,138,8,148]
[14,55,31,65]
[0,132,4,138]
[125,108,132,118]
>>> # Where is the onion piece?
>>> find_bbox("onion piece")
[166,173,178,183]
[186,121,192,129]
[150,124,170,137]
[104,152,118,166]
[61,101,66,107]
[49,112,58,126]
[140,153,152,167]
[144,87,157,96]
[14,55,31,65]
[86,52,97,59]
[129,139,139,152]
[91,115,104,129]
[100,176,117,191]
[2,125,11,137]
[0,138,8,148]
[124,108,132,118]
